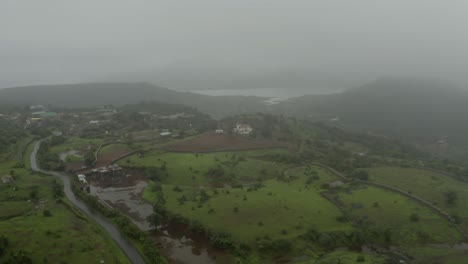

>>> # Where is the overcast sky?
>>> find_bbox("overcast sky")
[1,0,467,90]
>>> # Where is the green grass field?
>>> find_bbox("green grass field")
[135,147,465,261]
[145,165,351,245]
[310,250,387,264]
[337,185,461,245]
[49,137,104,154]
[119,149,292,187]
[405,245,468,264]
[99,143,131,155]
[366,167,468,230]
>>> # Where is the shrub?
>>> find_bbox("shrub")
[43,210,52,217]
[410,213,419,222]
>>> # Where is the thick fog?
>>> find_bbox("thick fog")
[1,0,467,90]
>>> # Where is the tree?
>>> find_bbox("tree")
[410,213,419,222]
[445,191,458,205]
[0,235,9,257]
[83,151,95,166]
[199,190,210,203]
[210,232,234,249]
[147,212,163,227]
[43,210,52,217]
[351,170,369,181]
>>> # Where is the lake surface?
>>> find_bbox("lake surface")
[189,87,345,104]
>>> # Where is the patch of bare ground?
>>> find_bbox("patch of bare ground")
[95,146,131,167]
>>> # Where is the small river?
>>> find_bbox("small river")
[30,140,146,264]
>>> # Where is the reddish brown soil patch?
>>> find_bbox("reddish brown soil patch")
[89,168,147,188]
[95,147,131,167]
[65,161,85,172]
[164,131,291,152]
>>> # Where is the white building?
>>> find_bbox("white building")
[77,174,87,183]
[160,132,172,137]
[233,123,253,135]
[215,129,224,134]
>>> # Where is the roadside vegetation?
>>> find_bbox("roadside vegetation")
[0,124,130,263]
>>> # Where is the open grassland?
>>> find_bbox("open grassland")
[337,185,461,245]
[100,143,131,155]
[406,246,468,264]
[119,149,292,187]
[146,165,351,244]
[163,131,291,152]
[366,167,468,230]
[300,250,387,264]
[49,137,104,154]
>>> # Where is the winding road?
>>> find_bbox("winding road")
[30,140,146,264]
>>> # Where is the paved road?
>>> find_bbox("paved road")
[30,140,146,264]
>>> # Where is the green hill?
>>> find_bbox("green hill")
[275,78,468,157]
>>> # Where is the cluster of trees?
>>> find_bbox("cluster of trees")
[0,235,33,264]
[145,165,169,182]
[0,120,25,154]
[115,101,216,133]
[36,139,64,171]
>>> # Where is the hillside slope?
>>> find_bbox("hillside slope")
[275,78,468,146]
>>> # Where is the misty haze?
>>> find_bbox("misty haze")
[1,1,468,264]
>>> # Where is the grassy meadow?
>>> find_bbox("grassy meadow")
[119,149,293,186]
[367,167,468,230]
[337,185,461,245]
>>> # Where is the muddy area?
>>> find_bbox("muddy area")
[89,173,233,263]
[92,181,154,230]
[88,168,147,188]
[152,223,233,264]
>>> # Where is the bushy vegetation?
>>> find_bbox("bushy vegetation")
[0,120,25,154]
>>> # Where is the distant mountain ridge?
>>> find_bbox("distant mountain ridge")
[0,82,266,118]
[275,78,468,147]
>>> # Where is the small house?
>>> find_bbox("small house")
[327,180,344,188]
[160,132,172,137]
[1,175,14,184]
[77,174,87,183]
[233,123,253,135]
[215,129,224,134]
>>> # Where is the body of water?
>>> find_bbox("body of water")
[189,87,345,104]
